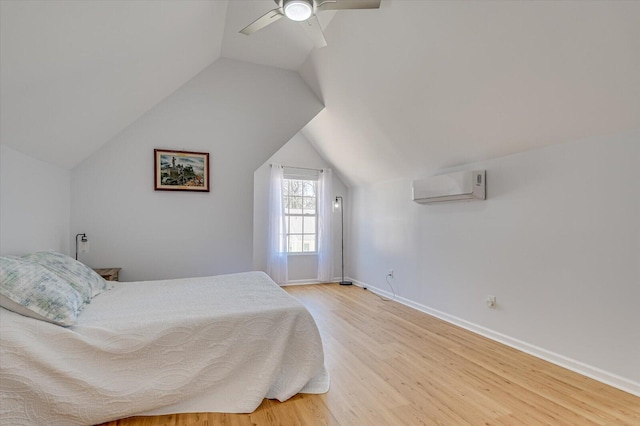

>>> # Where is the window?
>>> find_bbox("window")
[284,178,317,253]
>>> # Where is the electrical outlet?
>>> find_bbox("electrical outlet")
[486,295,496,309]
[388,269,394,278]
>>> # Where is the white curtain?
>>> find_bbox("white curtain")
[267,164,288,285]
[317,168,333,282]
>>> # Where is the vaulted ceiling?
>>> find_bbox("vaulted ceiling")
[2,0,639,186]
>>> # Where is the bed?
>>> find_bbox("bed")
[0,253,329,426]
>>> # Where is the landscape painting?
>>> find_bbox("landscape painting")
[154,149,209,192]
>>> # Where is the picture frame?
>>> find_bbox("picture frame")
[154,149,210,192]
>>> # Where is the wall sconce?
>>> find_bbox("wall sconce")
[75,233,89,260]
[334,196,352,286]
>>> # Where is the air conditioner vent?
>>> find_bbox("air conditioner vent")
[412,170,486,204]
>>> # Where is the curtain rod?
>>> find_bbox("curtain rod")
[270,164,323,173]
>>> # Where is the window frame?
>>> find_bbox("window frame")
[283,177,318,255]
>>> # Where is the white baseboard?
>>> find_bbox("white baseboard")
[282,277,345,286]
[281,279,321,286]
[350,278,640,397]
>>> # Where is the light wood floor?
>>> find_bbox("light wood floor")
[99,284,639,425]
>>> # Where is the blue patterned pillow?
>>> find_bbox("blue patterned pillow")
[22,251,112,300]
[0,256,86,326]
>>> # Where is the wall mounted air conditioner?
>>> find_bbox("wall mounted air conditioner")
[412,170,486,204]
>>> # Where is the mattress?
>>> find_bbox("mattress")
[0,271,329,425]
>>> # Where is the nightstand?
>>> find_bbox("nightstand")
[94,267,121,282]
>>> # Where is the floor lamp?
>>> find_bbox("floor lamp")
[334,196,352,285]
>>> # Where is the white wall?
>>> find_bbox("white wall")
[253,133,348,283]
[0,145,70,256]
[349,132,640,393]
[71,58,323,281]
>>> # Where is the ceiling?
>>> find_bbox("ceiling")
[1,0,639,186]
[0,0,227,169]
[299,0,640,185]
[221,0,336,70]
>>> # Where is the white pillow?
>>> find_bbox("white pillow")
[0,256,86,326]
[22,251,112,300]
[0,294,57,323]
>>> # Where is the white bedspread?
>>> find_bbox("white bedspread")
[0,271,329,425]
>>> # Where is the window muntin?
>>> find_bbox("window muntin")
[284,178,317,253]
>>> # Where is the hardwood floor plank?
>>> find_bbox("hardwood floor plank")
[98,284,639,426]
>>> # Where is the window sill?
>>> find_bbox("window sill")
[287,252,318,257]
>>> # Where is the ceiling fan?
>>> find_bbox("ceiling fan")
[239,0,382,48]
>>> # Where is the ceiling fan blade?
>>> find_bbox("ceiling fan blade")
[239,8,284,35]
[317,0,381,12]
[299,15,327,48]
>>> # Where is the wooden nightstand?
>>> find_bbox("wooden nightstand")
[94,267,121,282]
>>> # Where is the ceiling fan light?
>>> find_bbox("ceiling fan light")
[284,0,313,21]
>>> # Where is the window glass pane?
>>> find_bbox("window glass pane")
[303,216,316,234]
[303,235,316,252]
[290,196,302,214]
[283,180,290,196]
[290,216,303,233]
[285,215,289,233]
[289,180,302,196]
[303,196,316,215]
[303,181,316,197]
[288,235,303,253]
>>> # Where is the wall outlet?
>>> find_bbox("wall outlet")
[388,269,394,278]
[486,295,497,309]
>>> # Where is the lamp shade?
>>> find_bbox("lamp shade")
[79,239,90,254]
[284,0,313,21]
[75,233,88,260]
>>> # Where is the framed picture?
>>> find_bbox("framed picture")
[154,149,210,192]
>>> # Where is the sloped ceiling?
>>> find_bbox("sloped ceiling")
[1,0,639,185]
[300,0,640,186]
[0,0,228,169]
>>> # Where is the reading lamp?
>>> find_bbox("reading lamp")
[334,196,352,285]
[75,233,88,260]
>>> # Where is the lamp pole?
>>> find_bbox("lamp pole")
[335,196,352,285]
